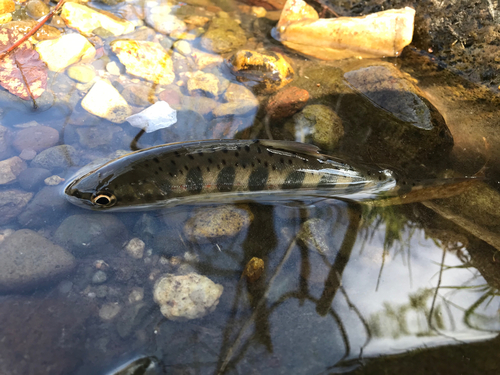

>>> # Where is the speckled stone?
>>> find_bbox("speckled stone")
[12,125,59,153]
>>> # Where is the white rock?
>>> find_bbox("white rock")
[61,2,135,36]
[126,101,177,133]
[128,287,144,304]
[36,34,96,72]
[124,237,145,259]
[145,4,186,34]
[81,79,132,123]
[153,273,224,321]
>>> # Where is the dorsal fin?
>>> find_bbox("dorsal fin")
[258,140,322,157]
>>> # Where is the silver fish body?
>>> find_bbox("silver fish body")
[64,139,397,211]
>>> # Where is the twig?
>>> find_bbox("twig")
[0,0,66,60]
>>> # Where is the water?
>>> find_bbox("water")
[1,1,500,374]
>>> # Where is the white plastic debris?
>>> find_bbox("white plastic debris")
[126,101,177,133]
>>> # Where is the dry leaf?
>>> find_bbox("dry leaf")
[0,28,47,100]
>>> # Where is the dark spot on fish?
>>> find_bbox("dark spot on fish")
[248,166,269,191]
[217,164,221,170]
[208,158,213,164]
[184,165,189,171]
[318,174,338,189]
[272,165,277,171]
[179,170,184,175]
[282,171,305,190]
[186,168,204,194]
[222,159,227,166]
[378,176,382,181]
[197,166,201,172]
[280,158,284,164]
[288,159,293,165]
[174,151,181,157]
[257,158,261,164]
[206,167,210,172]
[169,172,173,177]
[145,163,149,168]
[235,151,239,157]
[154,171,159,175]
[159,167,163,172]
[268,151,274,157]
[153,158,160,163]
[217,166,235,192]
[171,160,176,166]
[245,145,250,152]
[235,162,239,167]
[222,149,228,153]
[198,152,204,157]
[251,162,255,168]
[264,161,269,168]
[257,147,262,153]
[345,181,366,194]
[367,171,371,176]
[303,159,308,163]
[188,154,194,160]
[237,146,241,151]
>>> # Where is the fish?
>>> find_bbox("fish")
[63,139,478,211]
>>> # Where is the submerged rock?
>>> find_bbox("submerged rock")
[266,86,309,120]
[81,79,132,123]
[187,71,221,97]
[184,205,254,243]
[30,145,79,170]
[0,156,26,184]
[145,3,186,35]
[229,49,294,94]
[13,125,59,153]
[17,167,51,191]
[285,104,344,151]
[0,229,76,293]
[111,40,175,85]
[36,34,96,72]
[200,15,247,53]
[17,186,65,228]
[297,218,332,255]
[61,2,134,36]
[153,273,224,320]
[0,189,32,225]
[54,214,128,257]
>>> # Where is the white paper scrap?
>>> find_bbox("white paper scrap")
[126,101,177,133]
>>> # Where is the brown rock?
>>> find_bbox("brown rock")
[242,0,286,10]
[266,86,309,120]
[0,189,33,225]
[13,125,59,153]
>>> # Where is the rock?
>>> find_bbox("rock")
[0,297,90,375]
[0,12,10,24]
[19,149,36,160]
[4,20,61,41]
[17,167,51,191]
[44,175,65,186]
[54,214,128,257]
[285,104,344,151]
[184,205,254,243]
[17,186,67,227]
[126,101,177,133]
[122,84,155,107]
[76,124,122,148]
[158,88,182,109]
[213,101,258,117]
[66,64,96,83]
[92,270,108,284]
[153,273,224,321]
[0,189,32,225]
[30,144,79,170]
[12,125,59,153]
[174,40,192,56]
[124,237,145,259]
[106,61,122,75]
[0,125,11,160]
[182,95,218,116]
[187,71,221,97]
[297,218,332,255]
[242,0,285,10]
[36,33,96,72]
[145,4,186,35]
[128,287,144,303]
[0,229,76,293]
[81,79,132,123]
[191,48,224,70]
[0,0,14,15]
[60,2,134,36]
[116,302,149,338]
[26,0,49,19]
[200,16,247,53]
[111,40,175,85]
[229,50,294,94]
[0,156,26,184]
[99,303,122,321]
[275,0,415,60]
[224,82,258,103]
[96,0,124,5]
[266,86,309,120]
[242,257,264,283]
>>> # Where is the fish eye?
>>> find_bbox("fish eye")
[91,192,117,207]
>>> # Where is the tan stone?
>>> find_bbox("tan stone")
[81,79,132,123]
[0,0,14,15]
[61,2,134,36]
[111,40,175,85]
[0,157,26,184]
[36,34,95,72]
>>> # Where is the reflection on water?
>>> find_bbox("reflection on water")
[1,0,500,374]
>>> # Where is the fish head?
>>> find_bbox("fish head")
[64,167,118,210]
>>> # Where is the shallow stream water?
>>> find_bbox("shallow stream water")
[1,1,500,374]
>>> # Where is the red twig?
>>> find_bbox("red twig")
[0,0,66,60]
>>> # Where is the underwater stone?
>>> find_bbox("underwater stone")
[17,167,51,191]
[81,79,132,123]
[153,273,224,321]
[200,16,247,53]
[30,144,79,170]
[184,205,254,243]
[266,86,309,120]
[0,189,32,225]
[17,186,65,228]
[0,229,76,293]
[13,125,59,153]
[0,156,26,184]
